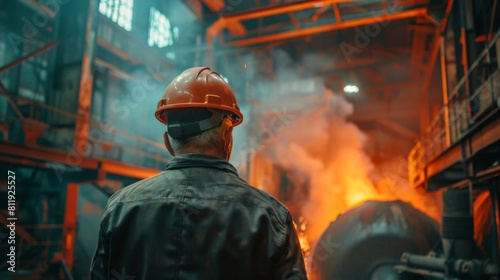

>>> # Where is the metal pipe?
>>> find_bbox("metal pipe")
[401,253,446,271]
[0,82,25,119]
[400,253,500,278]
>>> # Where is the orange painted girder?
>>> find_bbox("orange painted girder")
[225,8,428,47]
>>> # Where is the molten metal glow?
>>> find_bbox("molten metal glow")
[297,216,310,256]
[296,216,311,277]
[256,93,442,260]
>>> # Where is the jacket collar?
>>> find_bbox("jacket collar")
[165,154,239,175]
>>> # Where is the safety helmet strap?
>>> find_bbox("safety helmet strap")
[166,109,231,139]
[167,117,219,139]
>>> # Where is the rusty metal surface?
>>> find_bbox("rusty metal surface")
[74,0,99,159]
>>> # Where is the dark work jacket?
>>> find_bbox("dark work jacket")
[90,154,307,280]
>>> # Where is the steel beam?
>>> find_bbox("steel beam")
[311,4,331,21]
[0,155,49,168]
[425,109,500,188]
[440,35,451,147]
[96,38,140,64]
[224,8,427,47]
[0,82,25,119]
[95,58,139,82]
[333,3,342,22]
[0,41,58,74]
[100,161,161,179]
[0,141,164,179]
[206,0,354,44]
[0,141,98,169]
[19,0,56,18]
[201,0,225,12]
[223,0,354,22]
[288,12,300,29]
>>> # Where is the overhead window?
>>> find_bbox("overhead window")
[99,0,134,31]
[148,7,178,48]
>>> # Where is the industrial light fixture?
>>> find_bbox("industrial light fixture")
[343,84,359,94]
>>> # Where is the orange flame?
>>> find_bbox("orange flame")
[297,216,311,256]
[256,93,442,251]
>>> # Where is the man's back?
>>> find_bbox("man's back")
[90,154,306,279]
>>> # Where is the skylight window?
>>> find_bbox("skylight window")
[148,7,177,48]
[99,0,134,31]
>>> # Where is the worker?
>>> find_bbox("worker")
[90,67,307,280]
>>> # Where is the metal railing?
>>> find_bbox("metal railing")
[408,31,500,186]
[0,88,170,170]
[0,216,64,273]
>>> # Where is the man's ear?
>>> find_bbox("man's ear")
[221,118,233,142]
[221,119,234,161]
[163,132,175,157]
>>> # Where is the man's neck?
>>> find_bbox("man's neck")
[176,147,225,159]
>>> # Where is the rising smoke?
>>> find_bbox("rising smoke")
[261,83,442,245]
[263,90,378,243]
[207,44,443,247]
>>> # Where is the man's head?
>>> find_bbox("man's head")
[155,67,243,160]
[163,108,235,159]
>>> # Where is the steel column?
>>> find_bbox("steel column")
[420,28,440,133]
[74,0,99,156]
[62,183,79,272]
[419,0,454,133]
[440,35,451,147]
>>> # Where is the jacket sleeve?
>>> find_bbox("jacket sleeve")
[90,226,109,280]
[273,212,308,280]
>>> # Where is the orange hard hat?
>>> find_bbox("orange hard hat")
[155,66,243,126]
